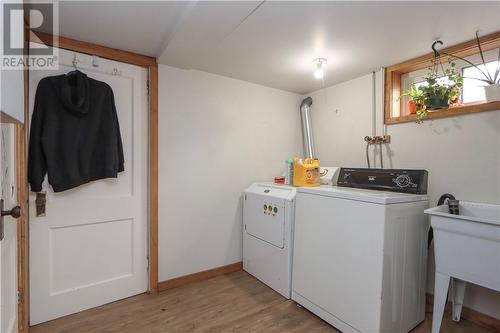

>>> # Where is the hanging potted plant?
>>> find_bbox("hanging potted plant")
[422,41,463,112]
[421,62,463,111]
[434,31,500,102]
[400,61,462,123]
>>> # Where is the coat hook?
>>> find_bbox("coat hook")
[72,54,79,68]
[92,55,100,67]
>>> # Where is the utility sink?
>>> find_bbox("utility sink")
[425,201,500,333]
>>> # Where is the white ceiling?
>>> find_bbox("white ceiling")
[54,1,500,94]
[54,1,190,57]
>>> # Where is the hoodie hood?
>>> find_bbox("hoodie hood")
[60,70,90,116]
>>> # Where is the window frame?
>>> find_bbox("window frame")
[384,31,500,125]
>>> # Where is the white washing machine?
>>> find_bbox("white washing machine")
[292,168,429,333]
[243,183,296,298]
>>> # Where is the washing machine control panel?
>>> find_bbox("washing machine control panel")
[337,168,428,194]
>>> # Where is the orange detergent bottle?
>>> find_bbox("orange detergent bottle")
[293,157,320,187]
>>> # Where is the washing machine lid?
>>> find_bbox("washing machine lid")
[297,186,427,204]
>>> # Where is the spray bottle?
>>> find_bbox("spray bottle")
[285,158,294,185]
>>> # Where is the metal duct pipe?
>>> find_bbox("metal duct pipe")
[300,97,315,159]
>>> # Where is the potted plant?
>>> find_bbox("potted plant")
[400,61,462,123]
[421,62,463,111]
[399,85,424,115]
[435,32,500,102]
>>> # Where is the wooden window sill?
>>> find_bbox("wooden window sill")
[385,101,500,125]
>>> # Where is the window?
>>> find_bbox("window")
[462,60,500,103]
[384,32,500,124]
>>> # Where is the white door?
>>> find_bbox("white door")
[0,122,18,333]
[29,49,148,325]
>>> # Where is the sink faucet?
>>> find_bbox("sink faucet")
[429,194,460,247]
[438,193,460,215]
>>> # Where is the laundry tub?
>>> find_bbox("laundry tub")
[425,201,500,333]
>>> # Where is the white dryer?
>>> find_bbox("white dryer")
[243,183,296,298]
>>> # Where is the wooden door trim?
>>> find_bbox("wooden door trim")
[148,64,159,293]
[16,124,28,333]
[33,32,157,67]
[18,32,159,330]
[17,17,30,333]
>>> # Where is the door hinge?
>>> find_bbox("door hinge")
[17,290,21,304]
[146,80,150,94]
[146,256,149,271]
[244,224,246,230]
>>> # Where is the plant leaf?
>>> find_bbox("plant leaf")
[475,30,494,82]
[493,47,500,84]
[442,51,492,84]
[462,76,494,85]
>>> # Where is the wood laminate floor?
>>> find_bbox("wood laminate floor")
[30,271,494,333]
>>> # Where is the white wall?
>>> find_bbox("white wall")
[307,73,500,319]
[158,64,302,281]
[310,74,381,167]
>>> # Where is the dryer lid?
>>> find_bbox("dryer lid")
[245,183,296,201]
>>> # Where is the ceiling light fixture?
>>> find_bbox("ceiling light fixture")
[313,58,327,79]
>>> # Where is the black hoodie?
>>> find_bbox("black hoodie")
[28,70,124,192]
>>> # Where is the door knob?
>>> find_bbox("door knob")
[1,205,21,218]
[0,199,21,241]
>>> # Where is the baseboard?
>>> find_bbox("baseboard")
[426,293,500,332]
[158,262,243,291]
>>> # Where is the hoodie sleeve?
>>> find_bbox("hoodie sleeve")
[28,80,48,192]
[110,88,124,172]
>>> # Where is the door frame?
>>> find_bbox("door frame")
[17,31,159,332]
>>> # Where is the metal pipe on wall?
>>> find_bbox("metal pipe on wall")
[372,71,377,137]
[380,67,388,136]
[300,97,315,159]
